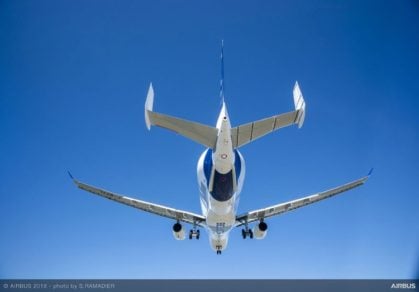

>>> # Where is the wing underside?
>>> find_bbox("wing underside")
[236,172,371,226]
[70,175,206,226]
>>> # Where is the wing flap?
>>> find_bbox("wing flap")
[72,176,206,226]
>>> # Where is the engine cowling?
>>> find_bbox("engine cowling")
[172,223,185,240]
[253,221,268,239]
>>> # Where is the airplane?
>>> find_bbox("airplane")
[69,42,371,255]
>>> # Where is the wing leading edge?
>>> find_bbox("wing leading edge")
[69,173,206,226]
[235,170,372,226]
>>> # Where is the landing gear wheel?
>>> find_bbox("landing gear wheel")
[216,250,222,255]
[242,227,254,239]
[189,229,200,240]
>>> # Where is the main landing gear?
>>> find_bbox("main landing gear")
[241,225,253,239]
[189,229,200,240]
[216,245,222,255]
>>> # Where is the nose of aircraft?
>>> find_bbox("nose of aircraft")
[210,235,228,255]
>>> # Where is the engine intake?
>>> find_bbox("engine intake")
[253,221,268,239]
[172,223,185,240]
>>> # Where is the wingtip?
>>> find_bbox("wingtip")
[67,171,78,184]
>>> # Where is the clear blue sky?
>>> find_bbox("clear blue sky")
[1,0,418,279]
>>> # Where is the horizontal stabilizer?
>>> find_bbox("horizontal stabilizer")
[231,111,299,148]
[145,83,218,148]
[231,82,306,148]
[146,111,218,148]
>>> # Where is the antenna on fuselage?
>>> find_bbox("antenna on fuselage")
[220,40,225,104]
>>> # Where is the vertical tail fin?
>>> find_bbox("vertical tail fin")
[293,81,306,128]
[145,83,154,130]
[220,40,225,103]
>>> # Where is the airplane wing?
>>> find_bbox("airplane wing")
[69,173,206,227]
[231,82,306,148]
[235,170,372,226]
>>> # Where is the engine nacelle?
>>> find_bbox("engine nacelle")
[172,223,185,240]
[253,221,268,239]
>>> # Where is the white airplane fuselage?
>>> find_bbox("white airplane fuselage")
[70,44,370,255]
[196,102,245,252]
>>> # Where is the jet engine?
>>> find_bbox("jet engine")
[172,222,185,240]
[253,221,268,239]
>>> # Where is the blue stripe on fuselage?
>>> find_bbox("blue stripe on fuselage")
[203,149,213,187]
[234,150,241,181]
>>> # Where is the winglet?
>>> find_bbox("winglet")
[145,83,154,130]
[368,168,374,176]
[67,171,79,186]
[293,81,306,129]
[68,171,82,189]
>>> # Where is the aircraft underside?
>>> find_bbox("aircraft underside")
[69,43,370,254]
